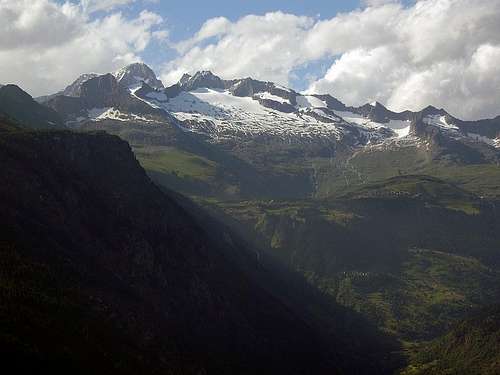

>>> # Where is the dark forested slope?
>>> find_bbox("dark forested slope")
[0,121,398,374]
[403,305,500,375]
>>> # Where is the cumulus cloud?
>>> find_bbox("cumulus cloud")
[362,0,399,7]
[0,0,166,96]
[309,47,412,106]
[160,12,315,88]
[308,0,500,119]
[80,0,136,13]
[2,0,498,119]
[163,0,500,119]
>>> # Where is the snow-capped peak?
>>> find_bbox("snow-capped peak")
[179,73,192,85]
[179,70,225,91]
[46,65,500,152]
[198,70,217,77]
[114,62,164,90]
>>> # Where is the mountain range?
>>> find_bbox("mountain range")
[1,62,500,374]
[33,63,500,199]
[37,63,500,145]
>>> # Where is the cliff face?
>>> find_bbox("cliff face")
[0,124,401,374]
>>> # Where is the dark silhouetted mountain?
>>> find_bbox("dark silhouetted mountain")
[0,85,64,129]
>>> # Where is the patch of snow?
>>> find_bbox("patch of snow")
[232,80,243,89]
[170,88,268,115]
[129,87,163,110]
[87,107,153,123]
[255,92,290,104]
[128,84,144,94]
[334,110,374,127]
[424,115,459,130]
[393,125,411,138]
[334,110,411,139]
[306,108,342,123]
[88,107,112,119]
[296,95,327,109]
[386,120,411,138]
[274,84,292,92]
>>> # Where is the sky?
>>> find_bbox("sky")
[0,0,499,120]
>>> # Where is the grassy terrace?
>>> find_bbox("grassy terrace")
[135,145,217,180]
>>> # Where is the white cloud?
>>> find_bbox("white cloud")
[80,0,136,13]
[160,12,315,88]
[362,0,399,7]
[0,0,166,96]
[163,0,500,119]
[308,0,500,119]
[0,0,83,49]
[308,46,411,106]
[1,0,499,119]
[175,17,231,54]
[388,43,500,119]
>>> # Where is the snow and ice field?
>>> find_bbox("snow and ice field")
[142,88,345,140]
[112,81,499,149]
[136,88,418,143]
[86,107,154,123]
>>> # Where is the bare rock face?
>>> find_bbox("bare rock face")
[115,62,164,90]
[80,73,122,108]
[46,74,168,124]
[230,77,268,97]
[179,71,226,91]
[62,73,99,97]
[255,96,296,113]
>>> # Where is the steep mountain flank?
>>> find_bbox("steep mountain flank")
[0,85,64,129]
[0,121,398,374]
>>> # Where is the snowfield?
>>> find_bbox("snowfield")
[50,63,500,151]
[256,92,291,104]
[424,115,459,131]
[142,88,345,141]
[87,107,154,123]
[296,95,327,109]
[136,87,419,144]
[62,64,499,151]
[388,120,411,138]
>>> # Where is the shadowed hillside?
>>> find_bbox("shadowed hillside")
[0,121,400,374]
